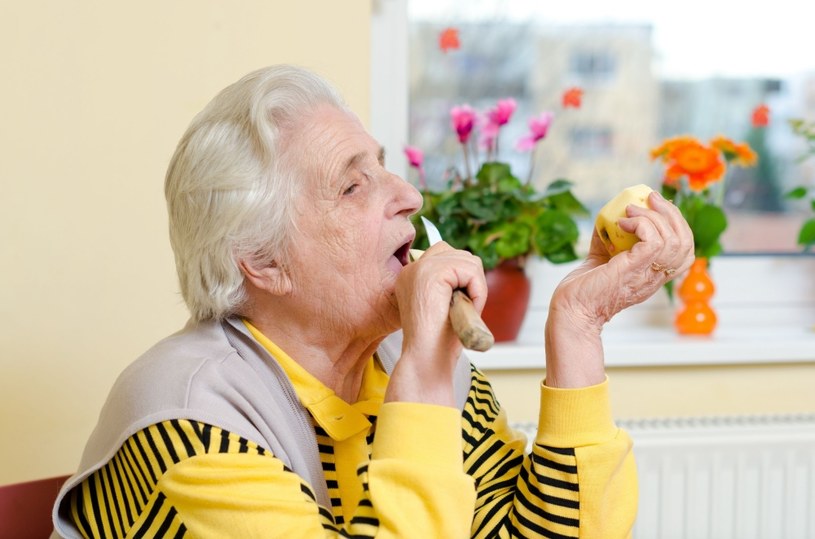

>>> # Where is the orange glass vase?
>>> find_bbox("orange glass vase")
[675,258,717,335]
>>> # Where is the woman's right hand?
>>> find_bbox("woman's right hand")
[386,243,487,406]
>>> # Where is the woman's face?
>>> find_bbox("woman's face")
[282,104,423,337]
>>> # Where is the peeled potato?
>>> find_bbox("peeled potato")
[595,184,654,256]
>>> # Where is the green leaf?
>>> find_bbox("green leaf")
[697,242,723,260]
[475,161,513,187]
[785,186,808,199]
[493,195,525,221]
[798,218,815,247]
[534,210,579,254]
[492,222,532,260]
[661,183,678,203]
[544,244,578,264]
[690,204,727,255]
[467,235,500,270]
[663,281,675,302]
[546,191,590,216]
[789,118,806,132]
[495,174,523,194]
[460,191,499,220]
[433,193,459,218]
[540,178,575,197]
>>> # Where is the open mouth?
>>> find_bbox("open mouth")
[393,241,412,267]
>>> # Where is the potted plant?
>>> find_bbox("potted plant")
[650,134,758,334]
[785,118,815,250]
[405,97,588,341]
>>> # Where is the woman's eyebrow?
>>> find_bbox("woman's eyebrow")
[342,152,366,175]
[342,146,386,174]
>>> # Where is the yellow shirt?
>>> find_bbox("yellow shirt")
[65,323,638,538]
[244,320,390,525]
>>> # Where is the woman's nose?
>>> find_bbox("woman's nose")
[388,172,423,218]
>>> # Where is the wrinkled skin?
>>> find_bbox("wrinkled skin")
[544,191,694,388]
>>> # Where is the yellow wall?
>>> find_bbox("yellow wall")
[0,1,371,485]
[486,364,815,424]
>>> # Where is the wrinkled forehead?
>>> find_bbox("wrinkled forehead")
[284,104,376,192]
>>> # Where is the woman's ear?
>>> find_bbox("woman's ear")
[239,258,292,296]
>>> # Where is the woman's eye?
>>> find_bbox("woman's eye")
[342,183,359,196]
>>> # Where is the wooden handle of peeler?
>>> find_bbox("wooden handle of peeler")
[449,290,494,352]
[409,249,494,351]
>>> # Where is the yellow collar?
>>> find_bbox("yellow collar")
[243,320,388,442]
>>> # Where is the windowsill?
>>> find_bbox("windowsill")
[466,254,815,370]
[468,324,815,370]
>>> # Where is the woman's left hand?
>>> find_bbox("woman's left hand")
[554,190,694,326]
[544,190,694,388]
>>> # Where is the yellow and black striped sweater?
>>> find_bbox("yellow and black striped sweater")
[57,318,637,537]
[65,366,636,538]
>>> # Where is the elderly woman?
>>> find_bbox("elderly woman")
[52,65,693,538]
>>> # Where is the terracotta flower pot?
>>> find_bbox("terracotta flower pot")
[482,258,531,342]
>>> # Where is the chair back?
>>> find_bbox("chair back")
[0,475,70,539]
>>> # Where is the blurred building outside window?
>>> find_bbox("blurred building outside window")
[400,0,815,254]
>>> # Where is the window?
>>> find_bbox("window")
[372,0,815,254]
[569,126,613,158]
[370,0,815,366]
[570,50,616,82]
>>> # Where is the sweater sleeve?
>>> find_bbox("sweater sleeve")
[464,366,638,539]
[65,409,475,539]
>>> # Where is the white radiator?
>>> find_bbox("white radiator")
[513,414,815,539]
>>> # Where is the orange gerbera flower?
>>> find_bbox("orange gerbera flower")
[650,135,698,161]
[710,135,758,167]
[710,135,737,155]
[664,140,726,191]
[732,142,758,166]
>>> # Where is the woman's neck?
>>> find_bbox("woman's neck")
[243,310,384,403]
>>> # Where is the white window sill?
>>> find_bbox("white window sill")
[467,254,815,370]
[468,325,815,369]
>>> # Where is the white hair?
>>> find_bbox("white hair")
[165,65,347,321]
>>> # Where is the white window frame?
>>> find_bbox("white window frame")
[370,0,409,182]
[370,3,815,368]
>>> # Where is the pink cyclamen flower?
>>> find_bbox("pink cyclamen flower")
[404,145,424,168]
[515,111,554,152]
[403,145,426,189]
[450,105,476,144]
[478,115,500,151]
[487,98,517,127]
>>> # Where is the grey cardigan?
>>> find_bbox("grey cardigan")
[51,317,472,538]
